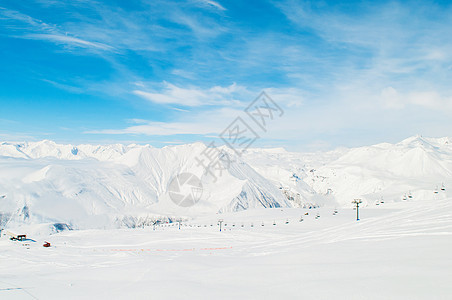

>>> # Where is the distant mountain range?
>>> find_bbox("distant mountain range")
[1,136,450,229]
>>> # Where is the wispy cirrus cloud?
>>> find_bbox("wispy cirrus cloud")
[0,6,114,51]
[195,0,226,11]
[0,6,53,31]
[132,82,248,107]
[86,106,244,136]
[273,0,452,113]
[23,33,113,50]
[87,121,216,136]
[2,1,452,149]
[86,85,307,140]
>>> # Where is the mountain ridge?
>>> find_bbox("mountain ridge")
[1,136,451,229]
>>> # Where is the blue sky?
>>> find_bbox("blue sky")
[1,0,452,151]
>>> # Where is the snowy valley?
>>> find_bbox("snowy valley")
[1,136,451,299]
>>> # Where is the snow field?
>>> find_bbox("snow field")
[1,197,451,299]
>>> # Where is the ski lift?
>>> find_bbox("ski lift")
[299,217,303,222]
[408,191,413,199]
[285,219,289,224]
[441,183,446,191]
[273,221,276,226]
[434,186,439,194]
[251,223,254,227]
[261,222,264,227]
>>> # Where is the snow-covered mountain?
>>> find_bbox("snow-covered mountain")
[0,141,291,229]
[244,136,452,207]
[1,136,451,229]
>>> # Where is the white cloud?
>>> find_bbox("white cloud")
[86,105,245,136]
[86,84,312,142]
[408,91,452,110]
[0,7,54,32]
[87,121,216,136]
[1,7,114,51]
[264,87,305,108]
[86,83,317,142]
[23,33,114,50]
[171,69,197,80]
[133,82,247,107]
[274,1,452,99]
[170,13,225,38]
[380,87,452,110]
[192,0,226,11]
[133,88,205,107]
[381,87,404,109]
[202,0,226,11]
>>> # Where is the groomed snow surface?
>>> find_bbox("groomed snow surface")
[1,199,451,299]
[1,136,452,299]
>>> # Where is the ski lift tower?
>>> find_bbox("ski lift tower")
[218,219,224,232]
[352,199,362,221]
[176,219,182,230]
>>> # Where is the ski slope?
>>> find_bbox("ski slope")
[1,135,451,299]
[1,195,451,299]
